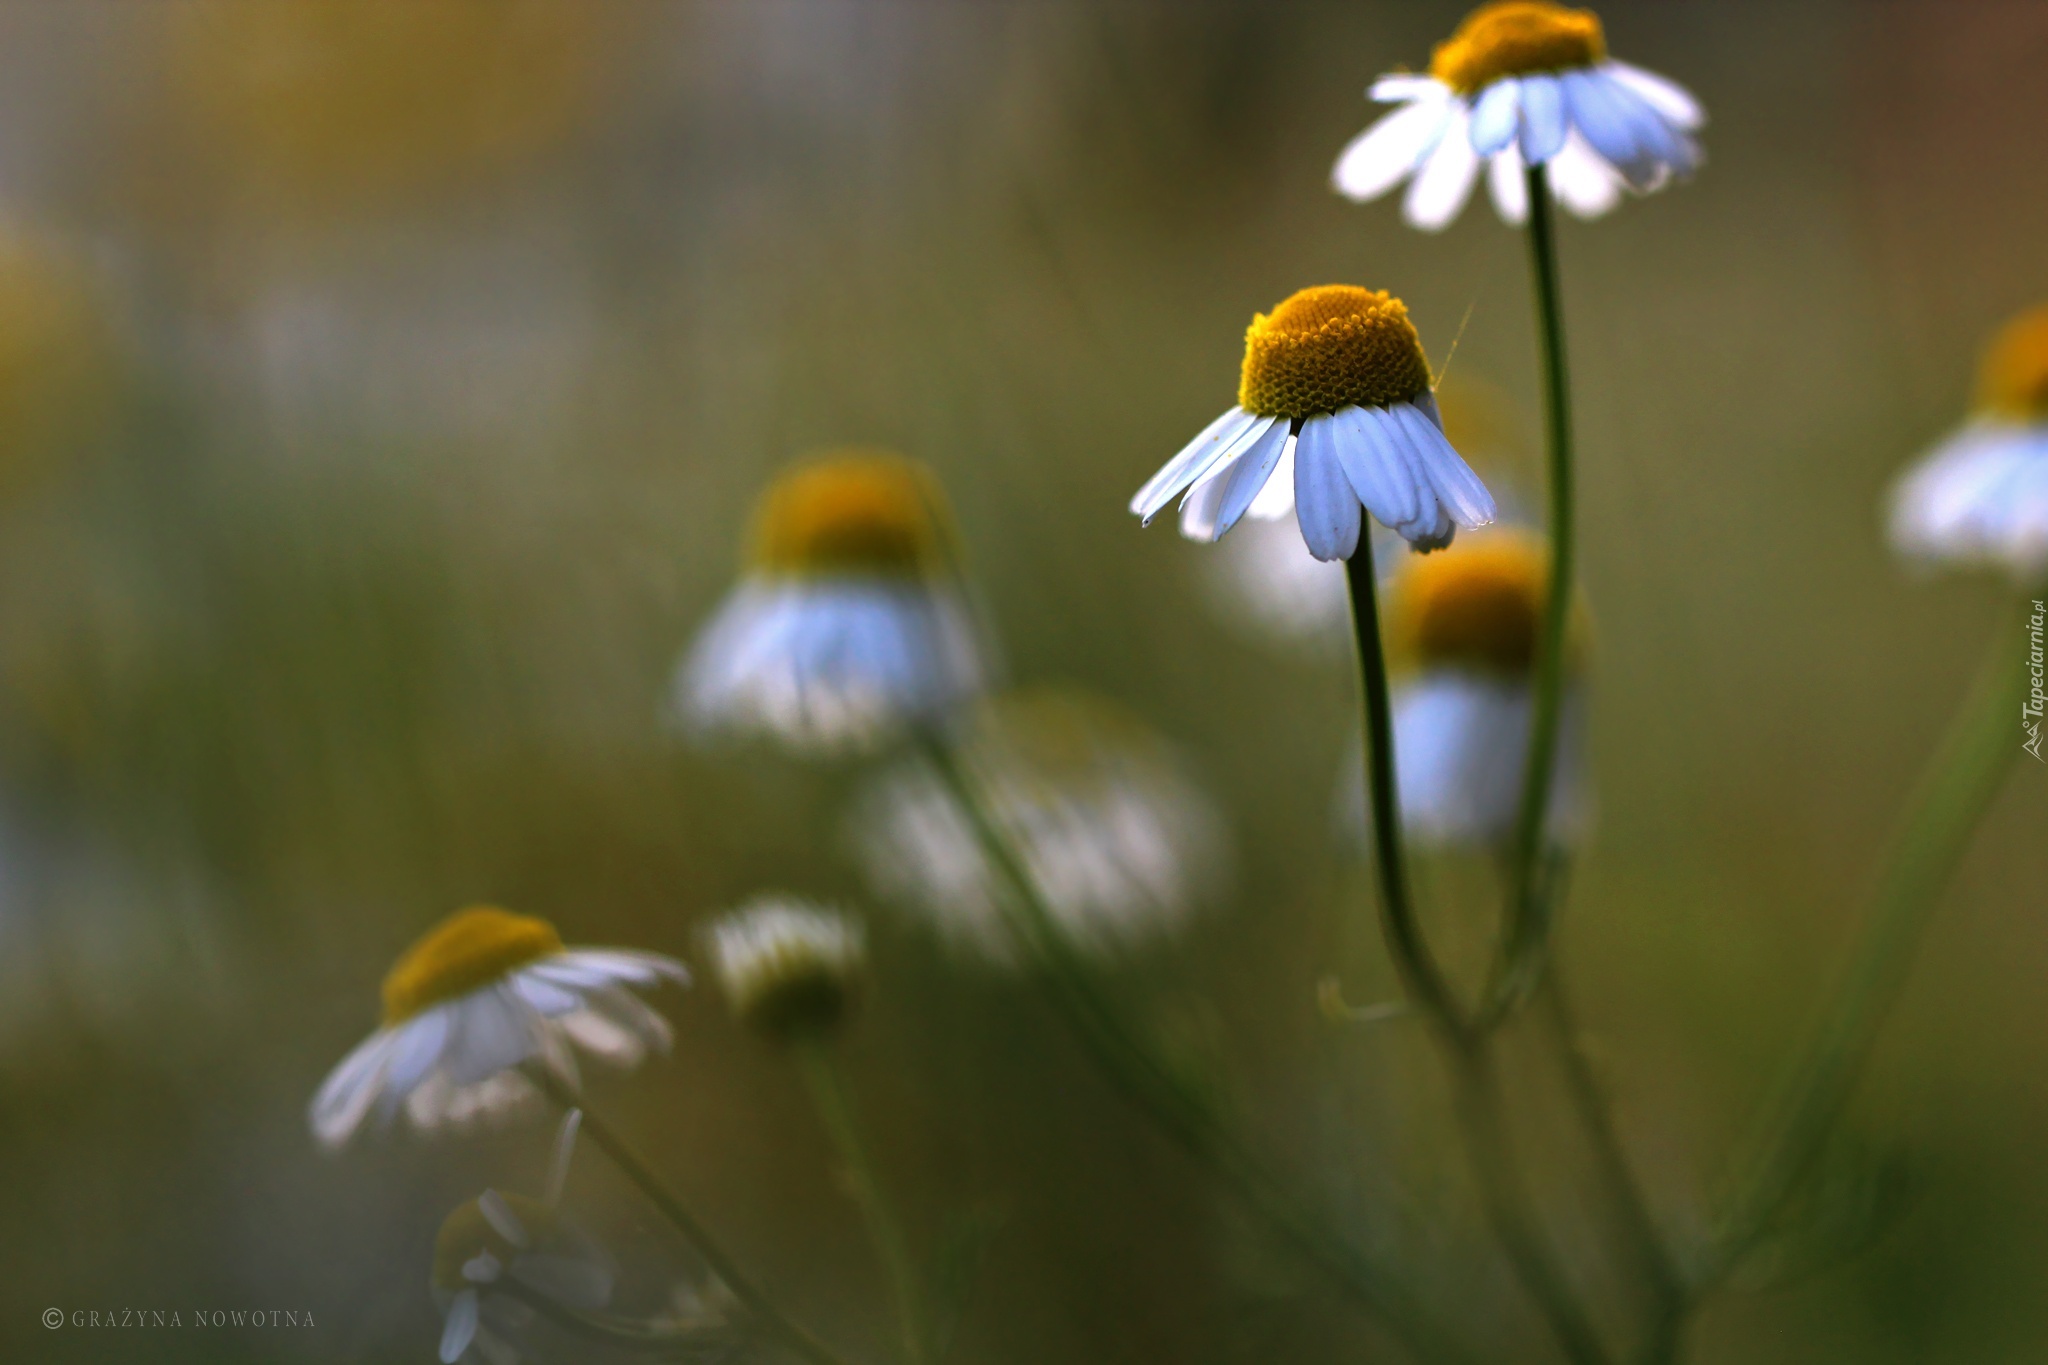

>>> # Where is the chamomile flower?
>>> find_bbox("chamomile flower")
[1341,528,1586,846]
[1333,2,1703,230]
[1889,303,2048,581]
[1131,285,1495,556]
[309,906,687,1150]
[678,452,988,754]
[705,896,866,1040]
[852,688,1227,964]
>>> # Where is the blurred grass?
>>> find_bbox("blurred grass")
[0,1,2044,1362]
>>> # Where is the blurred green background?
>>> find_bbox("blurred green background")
[1,1,2045,1361]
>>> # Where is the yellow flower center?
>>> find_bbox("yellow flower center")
[382,906,563,1026]
[1975,303,2048,421]
[1430,2,1607,96]
[1238,286,1434,420]
[748,452,951,579]
[431,1192,557,1291]
[1392,530,1554,674]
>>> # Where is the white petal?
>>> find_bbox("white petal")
[1560,69,1647,186]
[510,972,582,1018]
[1293,415,1362,561]
[1517,74,1568,163]
[1546,136,1623,219]
[1393,400,1496,527]
[377,1008,454,1123]
[1597,70,1696,180]
[1330,405,1419,530]
[1333,98,1451,203]
[1468,79,1521,156]
[1247,440,1297,520]
[1605,60,1703,130]
[462,1251,503,1284]
[1371,74,1449,103]
[444,989,539,1088]
[439,1289,479,1364]
[1487,143,1529,224]
[1402,104,1480,231]
[1131,407,1261,521]
[479,1189,531,1249]
[1180,417,1288,542]
[309,1029,401,1149]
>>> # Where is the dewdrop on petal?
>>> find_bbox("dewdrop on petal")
[1339,527,1588,847]
[308,906,687,1150]
[678,452,989,755]
[1889,303,2048,581]
[1132,286,1495,557]
[705,897,866,1040]
[1333,2,1704,231]
[851,688,1228,965]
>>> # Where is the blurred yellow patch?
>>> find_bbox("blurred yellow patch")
[1238,286,1432,420]
[1392,528,1574,675]
[165,0,611,217]
[1430,3,1606,96]
[382,906,562,1025]
[1975,303,2048,421]
[749,452,953,580]
[431,1191,556,1290]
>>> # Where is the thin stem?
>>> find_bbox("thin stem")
[1344,552,1469,1041]
[1491,159,1578,1021]
[911,729,1481,1365]
[492,1278,749,1359]
[1704,596,2033,1284]
[794,1039,931,1365]
[524,1068,855,1365]
[1346,544,1609,1365]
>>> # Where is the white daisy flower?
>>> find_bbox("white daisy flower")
[1332,2,1703,231]
[309,906,687,1151]
[851,688,1227,965]
[1131,285,1495,556]
[678,452,988,755]
[1889,303,2048,581]
[1340,528,1587,847]
[704,896,866,1039]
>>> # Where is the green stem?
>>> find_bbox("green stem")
[492,1278,749,1358]
[1491,159,1578,1021]
[911,729,1481,1365]
[794,1039,931,1365]
[1705,596,2033,1284]
[525,1068,856,1365]
[1345,551,1611,1365]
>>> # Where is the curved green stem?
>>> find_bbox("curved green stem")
[794,1039,931,1365]
[525,1069,857,1365]
[1345,550,1611,1365]
[1704,596,2034,1285]
[1490,159,1578,1022]
[911,728,1481,1365]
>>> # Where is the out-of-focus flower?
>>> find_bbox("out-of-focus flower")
[1131,286,1494,556]
[705,896,866,1040]
[852,688,1227,964]
[1333,2,1703,230]
[1889,303,2048,581]
[0,231,115,502]
[677,452,989,755]
[159,0,613,220]
[1340,528,1586,847]
[432,1167,614,1364]
[309,907,686,1150]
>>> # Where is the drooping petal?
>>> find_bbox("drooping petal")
[1333,97,1453,203]
[1487,143,1529,224]
[1371,74,1448,103]
[1517,74,1568,164]
[1604,60,1704,130]
[1468,79,1522,157]
[1546,136,1623,218]
[1403,104,1480,231]
[1398,397,1497,527]
[1559,68,1649,187]
[1599,70,1699,180]
[1293,414,1363,561]
[1247,441,1297,520]
[1329,405,1419,531]
[478,1189,532,1250]
[1131,406,1262,521]
[309,1029,402,1149]
[439,1289,480,1365]
[1180,417,1290,542]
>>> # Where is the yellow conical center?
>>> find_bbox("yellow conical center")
[1430,3,1607,96]
[1975,303,2048,421]
[1238,286,1433,420]
[382,906,563,1025]
[431,1192,556,1291]
[1392,531,1555,674]
[748,452,951,579]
